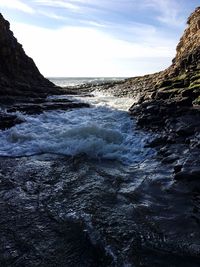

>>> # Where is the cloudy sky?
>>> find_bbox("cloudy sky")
[0,0,199,77]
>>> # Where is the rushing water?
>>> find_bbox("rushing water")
[0,90,154,164]
[0,79,199,267]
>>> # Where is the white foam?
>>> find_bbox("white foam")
[0,95,154,164]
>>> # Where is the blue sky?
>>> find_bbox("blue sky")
[0,0,199,77]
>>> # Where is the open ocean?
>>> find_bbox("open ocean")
[49,77,126,87]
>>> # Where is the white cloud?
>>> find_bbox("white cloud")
[144,0,184,27]
[0,0,34,14]
[38,10,67,20]
[81,20,107,28]
[35,0,80,11]
[10,22,176,77]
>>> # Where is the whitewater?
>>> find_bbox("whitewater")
[1,78,199,267]
[0,79,154,164]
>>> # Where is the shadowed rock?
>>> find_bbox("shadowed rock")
[0,13,61,98]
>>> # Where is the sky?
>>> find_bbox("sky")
[0,0,199,77]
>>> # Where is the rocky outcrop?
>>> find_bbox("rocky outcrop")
[152,7,200,105]
[0,14,92,130]
[0,13,60,98]
[129,7,200,107]
[170,7,200,76]
[126,7,200,182]
[100,7,200,108]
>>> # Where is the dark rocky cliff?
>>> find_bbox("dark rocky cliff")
[0,13,59,97]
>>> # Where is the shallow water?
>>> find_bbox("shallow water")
[0,153,199,267]
[0,89,200,267]
[0,92,154,164]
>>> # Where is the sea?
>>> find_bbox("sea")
[0,77,154,164]
[49,77,126,87]
[0,78,197,266]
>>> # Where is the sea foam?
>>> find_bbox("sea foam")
[0,94,154,164]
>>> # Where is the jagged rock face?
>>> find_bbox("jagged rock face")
[111,7,200,106]
[99,8,200,105]
[0,14,58,97]
[127,7,200,134]
[166,7,200,77]
[154,8,200,106]
[176,7,200,66]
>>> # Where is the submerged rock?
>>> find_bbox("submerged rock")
[0,111,23,130]
[6,101,90,115]
[0,155,200,267]
[174,150,200,181]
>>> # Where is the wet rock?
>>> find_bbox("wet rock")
[176,125,195,137]
[0,155,200,267]
[175,168,200,181]
[174,151,200,181]
[161,154,179,164]
[147,136,168,147]
[0,111,23,130]
[7,101,90,115]
[174,164,183,174]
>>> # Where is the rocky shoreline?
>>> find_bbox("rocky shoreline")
[81,7,200,184]
[0,7,200,267]
[130,7,200,183]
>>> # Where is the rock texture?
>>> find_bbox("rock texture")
[128,7,200,128]
[131,7,200,105]
[0,154,200,267]
[86,7,200,182]
[96,7,200,108]
[127,7,200,183]
[0,13,60,98]
[170,7,200,77]
[0,14,91,130]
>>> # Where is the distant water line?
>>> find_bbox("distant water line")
[48,77,126,87]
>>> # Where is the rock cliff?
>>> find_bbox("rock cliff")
[126,7,200,183]
[0,13,59,97]
[138,7,199,104]
[128,7,200,129]
[170,7,200,76]
[153,6,200,105]
[101,7,200,109]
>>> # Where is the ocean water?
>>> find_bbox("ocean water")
[49,77,126,87]
[0,78,197,267]
[0,78,154,164]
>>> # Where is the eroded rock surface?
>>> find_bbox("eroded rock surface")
[128,7,200,118]
[0,155,200,267]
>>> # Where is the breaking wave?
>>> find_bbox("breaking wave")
[0,94,154,164]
